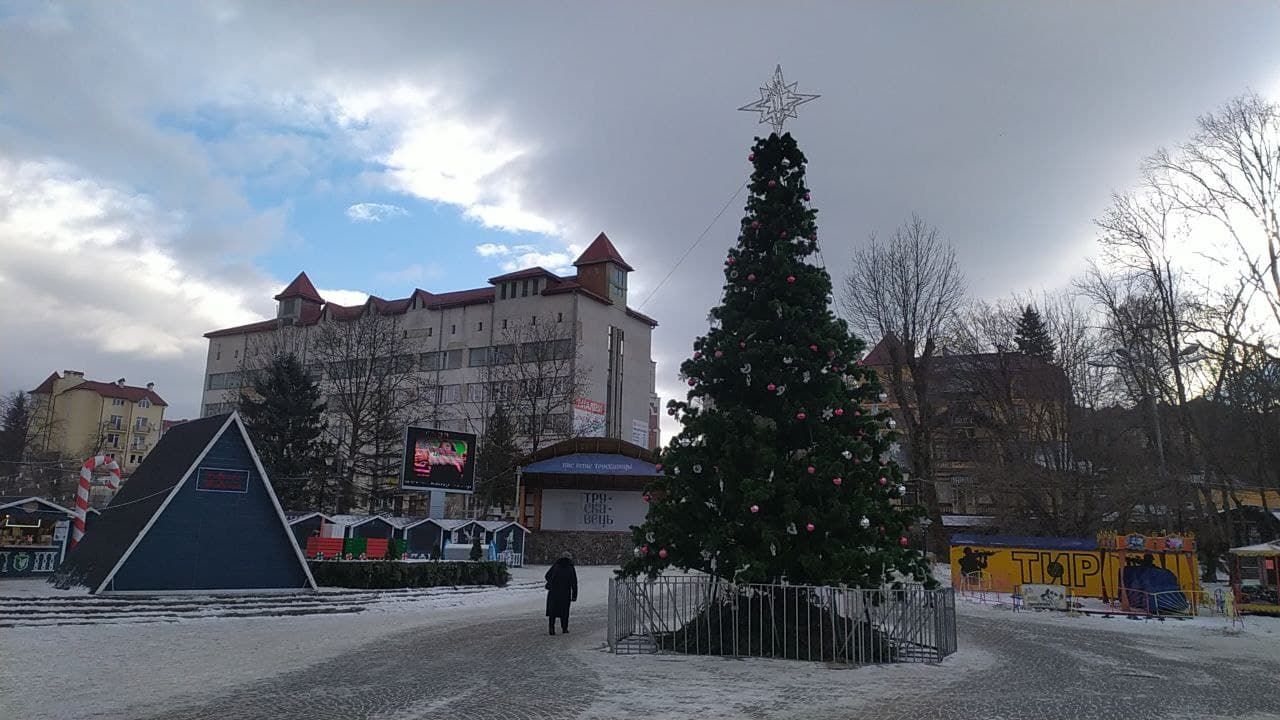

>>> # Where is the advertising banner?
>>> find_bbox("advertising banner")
[195,468,250,493]
[401,426,477,493]
[573,397,606,437]
[539,489,648,532]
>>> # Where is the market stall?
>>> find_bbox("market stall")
[1229,541,1280,615]
[0,496,75,578]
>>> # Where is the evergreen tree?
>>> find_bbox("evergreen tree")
[0,392,32,484]
[476,404,521,512]
[469,530,484,561]
[623,133,930,588]
[238,353,328,510]
[1013,305,1055,360]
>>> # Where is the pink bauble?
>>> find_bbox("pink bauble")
[768,180,777,188]
[786,275,796,284]
[747,273,757,282]
[810,344,819,352]
[687,378,696,386]
[899,536,910,547]
[854,458,861,464]
[668,408,676,416]
[827,350,836,358]
[796,412,807,420]
[878,477,888,486]
[642,493,651,503]
[749,153,755,161]
[780,230,788,238]
[834,408,844,416]
[767,383,776,391]
[751,220,760,229]
[641,545,649,555]
[804,192,811,201]
[806,523,816,533]
[806,465,815,474]
[750,504,760,514]
[726,257,736,265]
[832,477,843,486]
[715,350,724,358]
[739,341,746,349]
[655,463,663,471]
[693,351,702,359]
[659,548,669,558]
[855,411,861,417]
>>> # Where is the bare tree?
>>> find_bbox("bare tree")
[841,214,967,546]
[1148,92,1280,332]
[308,312,439,513]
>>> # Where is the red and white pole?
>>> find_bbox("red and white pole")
[72,454,121,548]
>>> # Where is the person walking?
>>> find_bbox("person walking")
[545,555,578,635]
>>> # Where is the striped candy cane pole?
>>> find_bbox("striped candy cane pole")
[71,454,122,548]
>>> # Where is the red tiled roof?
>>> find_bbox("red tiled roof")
[425,287,495,310]
[862,333,905,366]
[204,319,279,339]
[488,266,562,284]
[574,232,634,271]
[30,372,61,394]
[324,303,363,321]
[626,308,659,327]
[63,380,168,407]
[542,277,612,306]
[274,272,324,303]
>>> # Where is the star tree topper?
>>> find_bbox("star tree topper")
[738,64,820,134]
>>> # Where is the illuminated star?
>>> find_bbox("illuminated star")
[738,65,820,134]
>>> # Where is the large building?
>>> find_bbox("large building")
[200,233,660,512]
[28,371,168,475]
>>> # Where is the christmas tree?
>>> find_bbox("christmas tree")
[1013,305,1055,361]
[622,132,931,589]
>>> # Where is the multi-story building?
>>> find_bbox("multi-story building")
[200,233,660,511]
[862,334,1070,530]
[28,371,168,474]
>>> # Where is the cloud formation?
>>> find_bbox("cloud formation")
[345,202,408,222]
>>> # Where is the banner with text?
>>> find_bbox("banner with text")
[539,489,648,532]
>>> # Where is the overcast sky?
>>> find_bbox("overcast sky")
[2,2,1279,431]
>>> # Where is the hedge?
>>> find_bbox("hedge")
[308,560,510,589]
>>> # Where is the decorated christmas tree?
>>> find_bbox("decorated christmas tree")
[622,130,931,589]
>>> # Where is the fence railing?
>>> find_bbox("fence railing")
[608,575,957,664]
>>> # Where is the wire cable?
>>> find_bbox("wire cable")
[638,180,748,310]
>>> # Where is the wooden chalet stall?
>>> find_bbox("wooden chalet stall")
[1230,541,1280,615]
[0,497,75,579]
[286,512,334,549]
[518,438,658,565]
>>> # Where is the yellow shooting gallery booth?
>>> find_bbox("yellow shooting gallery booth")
[951,533,1200,607]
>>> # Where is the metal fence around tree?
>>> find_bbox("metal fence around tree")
[608,575,957,664]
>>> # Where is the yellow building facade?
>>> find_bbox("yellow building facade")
[29,371,167,475]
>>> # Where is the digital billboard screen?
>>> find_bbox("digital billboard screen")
[400,426,476,493]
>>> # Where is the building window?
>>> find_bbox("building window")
[111,398,125,406]
[531,316,538,326]
[421,352,442,371]
[531,278,540,294]
[206,372,242,390]
[502,318,508,329]
[557,312,564,323]
[444,349,463,370]
[477,321,484,331]
[109,415,123,430]
[608,265,627,304]
[234,349,239,358]
[105,433,120,448]
[135,417,149,432]
[467,383,487,403]
[521,280,529,297]
[138,398,151,408]
[441,385,462,404]
[451,324,457,335]
[492,344,515,365]
[468,347,491,367]
[130,454,142,465]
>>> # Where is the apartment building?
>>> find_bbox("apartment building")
[28,372,168,474]
[200,233,660,509]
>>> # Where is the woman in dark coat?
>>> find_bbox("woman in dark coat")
[545,556,578,635]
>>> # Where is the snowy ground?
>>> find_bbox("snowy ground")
[2,565,1279,719]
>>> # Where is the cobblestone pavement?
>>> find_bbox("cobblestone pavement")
[133,605,1280,720]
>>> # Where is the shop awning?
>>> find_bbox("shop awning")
[1229,541,1280,557]
[521,452,659,476]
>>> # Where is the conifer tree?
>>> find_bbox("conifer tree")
[623,133,930,588]
[238,353,328,509]
[1014,305,1055,361]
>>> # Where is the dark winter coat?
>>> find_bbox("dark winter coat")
[545,557,578,619]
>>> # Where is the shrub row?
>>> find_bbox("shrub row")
[308,560,510,589]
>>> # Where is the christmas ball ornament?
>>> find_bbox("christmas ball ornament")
[641,545,649,555]
[659,548,669,559]
[796,412,807,420]
[739,341,746,349]
[806,465,815,474]
[780,230,788,238]
[806,523,816,533]
[897,484,907,496]
[747,273,757,282]
[751,220,760,229]
[687,378,696,386]
[750,504,760,514]
[832,477,843,486]
[715,350,724,358]
[834,408,844,416]
[655,463,663,471]
[726,257,735,266]
[730,269,739,279]
[767,383,776,391]
[810,344,819,352]
[899,536,910,547]
[860,516,871,529]
[768,180,777,188]
[879,476,888,486]
[693,351,702,359]
[827,350,836,358]
[786,275,796,284]
[841,450,852,459]
[642,492,651,503]
[804,192,811,201]
[878,392,888,402]
[749,152,755,161]
[667,408,676,416]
